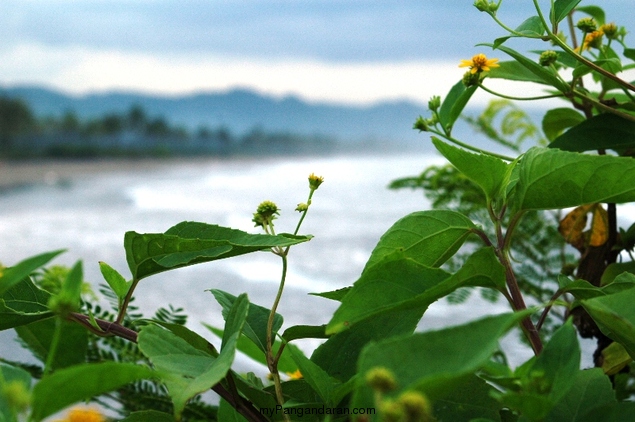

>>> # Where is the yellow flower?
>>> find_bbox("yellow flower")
[459,53,500,74]
[55,407,105,422]
[286,369,303,380]
[582,30,604,50]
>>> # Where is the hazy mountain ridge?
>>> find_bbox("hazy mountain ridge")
[0,86,428,144]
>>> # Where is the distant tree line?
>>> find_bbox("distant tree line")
[0,96,334,158]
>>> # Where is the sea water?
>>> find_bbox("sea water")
[1,152,584,370]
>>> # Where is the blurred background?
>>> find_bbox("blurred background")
[2,0,631,369]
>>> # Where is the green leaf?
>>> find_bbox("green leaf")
[125,221,312,280]
[204,324,301,374]
[139,294,249,418]
[624,48,635,62]
[281,325,328,342]
[311,310,422,382]
[308,286,351,301]
[581,288,635,360]
[432,137,510,201]
[549,113,635,152]
[431,375,502,422]
[483,43,570,92]
[565,275,635,300]
[15,319,87,370]
[545,368,615,422]
[217,399,247,422]
[510,147,635,211]
[353,312,529,409]
[516,16,546,36]
[56,261,83,311]
[99,261,131,299]
[288,346,343,407]
[575,5,605,26]
[0,277,53,331]
[551,0,582,25]
[364,210,477,271]
[542,108,585,141]
[577,402,635,422]
[31,362,155,421]
[209,289,282,353]
[150,320,218,356]
[327,247,505,334]
[0,250,64,296]
[488,60,551,84]
[438,80,478,133]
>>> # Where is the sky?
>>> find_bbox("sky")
[0,0,633,106]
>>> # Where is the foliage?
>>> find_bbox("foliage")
[2,1,635,421]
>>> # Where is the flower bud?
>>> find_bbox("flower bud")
[399,391,434,422]
[539,50,558,66]
[427,96,441,111]
[2,380,31,413]
[381,400,405,422]
[295,203,308,212]
[308,173,324,190]
[473,0,499,13]
[576,17,597,33]
[366,367,397,392]
[462,71,480,87]
[252,200,279,227]
[413,116,428,132]
[601,23,618,39]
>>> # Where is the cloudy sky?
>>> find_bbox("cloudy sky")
[1,1,632,105]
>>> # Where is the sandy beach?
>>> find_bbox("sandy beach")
[0,158,221,191]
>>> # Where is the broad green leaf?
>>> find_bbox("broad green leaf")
[601,262,635,286]
[0,277,53,331]
[516,16,545,36]
[311,310,422,382]
[125,221,311,280]
[120,410,176,422]
[281,324,328,342]
[353,312,529,410]
[577,402,635,422]
[483,43,570,92]
[171,293,248,418]
[564,276,635,300]
[432,137,510,201]
[545,368,615,422]
[217,399,247,422]
[542,108,585,141]
[600,342,632,376]
[327,248,505,334]
[581,288,635,359]
[624,48,635,62]
[0,250,64,296]
[364,210,477,271]
[488,60,550,84]
[551,0,582,25]
[31,362,155,421]
[308,286,350,301]
[140,294,248,418]
[549,113,635,152]
[55,261,83,312]
[431,375,502,422]
[204,324,301,374]
[209,289,282,353]
[150,320,218,356]
[575,5,605,26]
[510,147,635,211]
[15,319,87,370]
[438,80,478,133]
[288,346,342,407]
[99,261,131,299]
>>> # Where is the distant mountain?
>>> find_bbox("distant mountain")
[0,86,429,145]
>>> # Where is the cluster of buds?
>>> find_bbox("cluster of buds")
[539,50,559,67]
[473,0,499,14]
[252,200,279,228]
[576,17,597,33]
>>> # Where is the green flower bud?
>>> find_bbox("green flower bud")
[295,202,308,212]
[473,0,499,13]
[576,17,597,33]
[539,50,558,66]
[601,22,618,39]
[399,391,434,422]
[366,367,397,392]
[308,173,324,190]
[413,116,428,132]
[461,71,480,87]
[48,293,79,317]
[2,381,31,413]
[252,200,279,227]
[427,96,441,111]
[381,400,405,422]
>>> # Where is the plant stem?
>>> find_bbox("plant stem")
[43,317,63,376]
[478,82,564,101]
[116,277,139,324]
[266,254,289,419]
